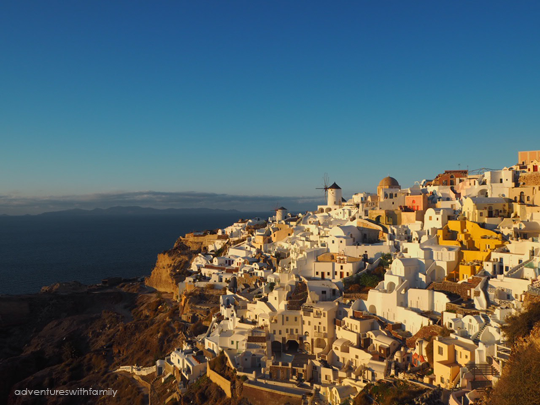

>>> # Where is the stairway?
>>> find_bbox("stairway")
[472,316,490,344]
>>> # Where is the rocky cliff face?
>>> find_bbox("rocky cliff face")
[144,238,198,299]
[1,282,186,405]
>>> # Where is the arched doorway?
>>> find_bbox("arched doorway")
[286,340,299,353]
[271,341,283,357]
[314,338,326,350]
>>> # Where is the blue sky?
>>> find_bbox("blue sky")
[1,1,539,213]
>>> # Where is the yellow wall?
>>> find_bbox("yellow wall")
[433,340,459,388]
[272,224,294,242]
[369,209,400,225]
[438,220,505,280]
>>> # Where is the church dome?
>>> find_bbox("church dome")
[378,176,400,188]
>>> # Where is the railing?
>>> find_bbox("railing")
[314,331,327,338]
[287,334,298,341]
[495,344,511,362]
[450,369,461,387]
[506,258,534,278]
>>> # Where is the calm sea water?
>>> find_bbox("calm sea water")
[0,213,269,295]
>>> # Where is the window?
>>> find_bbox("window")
[438,346,443,355]
[279,330,282,335]
[295,317,297,322]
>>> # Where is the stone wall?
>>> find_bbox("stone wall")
[206,363,232,398]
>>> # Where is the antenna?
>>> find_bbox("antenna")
[316,173,330,199]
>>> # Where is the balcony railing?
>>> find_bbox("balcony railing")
[287,334,298,341]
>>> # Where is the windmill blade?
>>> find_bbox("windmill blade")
[323,173,329,189]
[315,173,330,200]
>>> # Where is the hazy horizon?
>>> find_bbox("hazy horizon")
[0,190,325,216]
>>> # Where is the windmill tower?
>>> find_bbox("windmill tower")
[327,182,342,206]
[275,206,288,222]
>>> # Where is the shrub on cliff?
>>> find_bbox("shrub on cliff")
[489,305,540,405]
[502,302,540,346]
[490,341,540,405]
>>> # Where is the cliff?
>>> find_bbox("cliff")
[145,239,197,299]
[1,282,187,405]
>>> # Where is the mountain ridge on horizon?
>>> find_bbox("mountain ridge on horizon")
[1,206,272,217]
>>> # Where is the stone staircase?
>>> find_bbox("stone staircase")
[472,314,491,344]
[506,258,534,278]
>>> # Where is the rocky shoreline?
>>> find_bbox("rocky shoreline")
[0,237,200,404]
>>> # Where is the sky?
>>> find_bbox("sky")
[1,1,539,214]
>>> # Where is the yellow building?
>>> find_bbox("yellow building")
[433,336,476,388]
[253,223,294,250]
[271,223,294,242]
[461,197,512,224]
[368,209,400,226]
[437,220,505,281]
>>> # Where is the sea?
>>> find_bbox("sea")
[0,212,270,295]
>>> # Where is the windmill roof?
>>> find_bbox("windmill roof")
[275,207,287,211]
[328,182,341,189]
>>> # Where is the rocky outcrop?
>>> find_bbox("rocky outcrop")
[145,239,197,299]
[40,280,88,294]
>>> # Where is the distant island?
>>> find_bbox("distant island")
[35,206,246,217]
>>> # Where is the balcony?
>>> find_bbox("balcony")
[287,334,298,341]
[314,331,327,338]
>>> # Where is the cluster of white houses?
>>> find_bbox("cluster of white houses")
[163,151,540,405]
